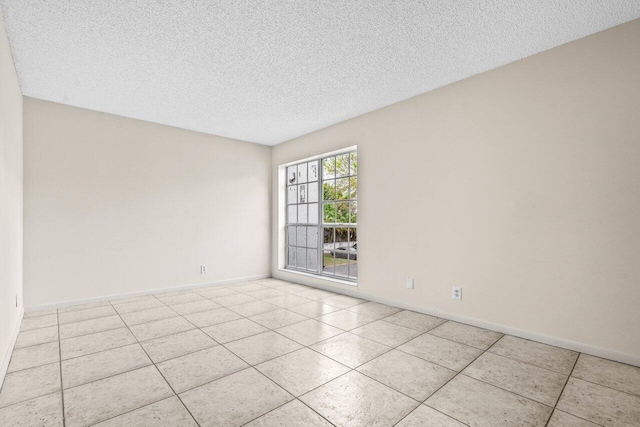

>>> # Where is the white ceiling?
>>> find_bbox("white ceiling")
[1,1,639,145]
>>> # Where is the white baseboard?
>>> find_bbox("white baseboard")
[1,306,24,391]
[25,274,270,312]
[276,273,640,368]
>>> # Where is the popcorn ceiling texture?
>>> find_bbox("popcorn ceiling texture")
[1,1,639,145]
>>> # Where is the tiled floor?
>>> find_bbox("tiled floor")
[1,279,639,426]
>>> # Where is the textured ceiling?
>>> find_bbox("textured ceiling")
[1,1,639,145]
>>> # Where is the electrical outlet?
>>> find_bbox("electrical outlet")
[406,278,414,289]
[200,265,207,274]
[452,287,462,300]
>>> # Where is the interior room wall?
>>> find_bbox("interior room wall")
[271,19,640,362]
[0,10,23,385]
[23,98,271,308]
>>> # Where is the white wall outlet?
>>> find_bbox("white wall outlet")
[406,278,414,289]
[452,287,462,300]
[200,265,207,274]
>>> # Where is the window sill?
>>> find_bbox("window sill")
[277,268,358,287]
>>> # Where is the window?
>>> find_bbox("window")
[285,150,358,282]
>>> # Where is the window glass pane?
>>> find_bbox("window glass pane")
[335,227,349,249]
[323,203,335,224]
[287,247,296,267]
[322,157,335,179]
[297,226,307,247]
[298,184,307,203]
[308,161,319,182]
[287,166,297,185]
[308,203,318,224]
[296,247,307,269]
[336,178,349,200]
[323,251,335,274]
[297,204,308,223]
[348,252,358,279]
[348,228,357,247]
[349,201,357,223]
[336,154,349,178]
[323,227,334,251]
[336,202,349,224]
[307,249,318,271]
[287,226,296,246]
[350,152,357,175]
[287,205,297,224]
[298,163,307,183]
[307,226,318,248]
[287,186,297,204]
[308,182,318,203]
[349,176,357,200]
[323,180,335,201]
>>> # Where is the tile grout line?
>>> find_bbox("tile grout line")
[56,309,66,427]
[544,353,581,427]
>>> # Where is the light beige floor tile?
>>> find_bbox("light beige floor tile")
[0,392,63,427]
[301,370,418,427]
[276,319,344,346]
[60,328,136,360]
[58,301,111,313]
[396,405,465,427]
[279,284,315,294]
[110,295,155,306]
[195,287,238,299]
[351,320,422,347]
[156,293,204,306]
[310,332,391,369]
[0,363,61,408]
[180,368,293,427]
[225,331,303,365]
[429,321,503,350]
[288,301,340,317]
[358,349,456,401]
[316,310,376,330]
[154,289,194,299]
[211,293,258,307]
[94,396,197,426]
[59,315,125,339]
[230,300,280,317]
[322,294,367,309]
[141,329,218,363]
[201,318,268,344]
[547,410,600,426]
[58,305,117,325]
[129,316,195,341]
[426,375,552,426]
[256,279,292,288]
[20,314,58,332]
[245,399,332,426]
[488,335,578,374]
[245,289,288,299]
[557,377,640,426]
[183,307,242,328]
[61,344,151,388]
[346,301,402,319]
[63,366,173,427]
[169,299,221,315]
[399,334,482,371]
[233,283,269,293]
[7,341,60,373]
[572,354,640,397]
[14,325,58,349]
[263,294,311,308]
[24,309,58,318]
[120,306,179,327]
[249,309,308,329]
[157,346,248,393]
[383,310,446,332]
[297,289,337,300]
[463,352,568,406]
[113,298,165,314]
[256,348,350,396]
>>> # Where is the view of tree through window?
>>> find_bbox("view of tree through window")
[285,151,357,281]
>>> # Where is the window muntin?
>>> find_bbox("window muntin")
[285,151,357,281]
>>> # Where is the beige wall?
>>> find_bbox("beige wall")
[0,11,23,382]
[24,98,271,307]
[272,20,640,361]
